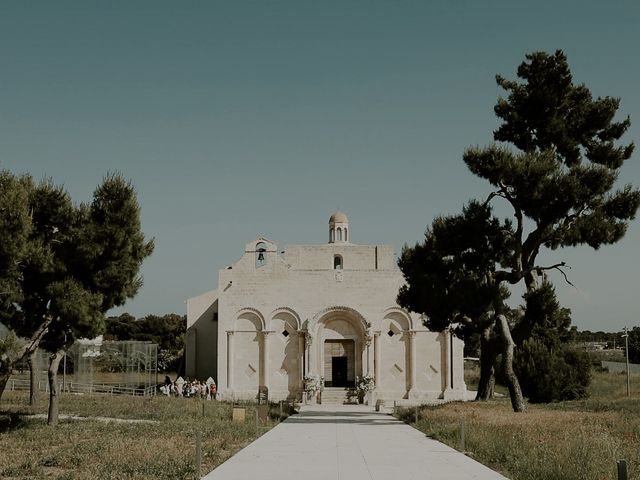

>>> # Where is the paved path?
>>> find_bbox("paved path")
[202,404,509,480]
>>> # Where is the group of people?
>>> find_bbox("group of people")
[159,375,217,399]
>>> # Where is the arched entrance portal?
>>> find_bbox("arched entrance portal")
[313,307,371,389]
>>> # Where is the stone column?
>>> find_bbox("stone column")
[365,334,373,376]
[305,332,313,375]
[373,331,381,386]
[408,330,417,393]
[261,331,271,389]
[442,329,455,400]
[444,329,451,390]
[226,331,234,391]
[298,331,305,380]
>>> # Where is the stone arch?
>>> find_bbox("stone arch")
[234,308,265,331]
[232,308,264,394]
[383,307,414,330]
[310,305,371,336]
[269,307,303,399]
[311,306,371,388]
[268,307,301,331]
[381,308,413,396]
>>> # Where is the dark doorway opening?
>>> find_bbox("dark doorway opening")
[331,356,348,387]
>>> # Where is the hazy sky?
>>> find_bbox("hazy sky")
[1,1,639,332]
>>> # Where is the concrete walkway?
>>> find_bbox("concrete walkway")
[202,404,509,480]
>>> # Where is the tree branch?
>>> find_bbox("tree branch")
[534,262,577,289]
[498,181,524,271]
[483,190,504,206]
[486,183,525,270]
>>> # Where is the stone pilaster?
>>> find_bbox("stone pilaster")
[226,331,234,391]
[408,330,417,398]
[373,331,381,386]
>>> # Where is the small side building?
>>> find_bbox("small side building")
[186,212,466,403]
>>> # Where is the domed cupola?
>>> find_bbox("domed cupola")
[329,211,349,243]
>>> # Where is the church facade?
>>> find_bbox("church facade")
[185,212,467,403]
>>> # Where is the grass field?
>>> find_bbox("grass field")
[3,361,638,479]
[0,392,283,479]
[398,364,640,480]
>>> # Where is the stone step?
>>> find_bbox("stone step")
[320,388,358,404]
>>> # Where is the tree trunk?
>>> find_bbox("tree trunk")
[47,350,64,426]
[524,270,541,293]
[476,327,497,401]
[0,370,10,404]
[0,317,51,404]
[495,314,527,412]
[28,350,39,407]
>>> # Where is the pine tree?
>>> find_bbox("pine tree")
[0,171,154,425]
[400,51,639,412]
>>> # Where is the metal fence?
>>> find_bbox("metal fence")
[601,361,640,374]
[5,377,156,397]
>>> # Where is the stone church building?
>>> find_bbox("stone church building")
[185,212,466,403]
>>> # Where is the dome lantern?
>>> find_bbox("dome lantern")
[329,211,349,244]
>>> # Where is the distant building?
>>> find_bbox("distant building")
[186,212,467,403]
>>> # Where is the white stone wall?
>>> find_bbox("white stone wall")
[185,290,218,380]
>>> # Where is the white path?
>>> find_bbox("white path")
[203,404,509,480]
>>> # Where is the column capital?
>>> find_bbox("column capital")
[304,331,313,346]
[226,330,235,337]
[407,330,417,338]
[374,331,381,337]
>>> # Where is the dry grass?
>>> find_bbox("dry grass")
[0,392,283,479]
[398,369,640,480]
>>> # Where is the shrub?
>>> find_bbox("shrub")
[514,338,591,403]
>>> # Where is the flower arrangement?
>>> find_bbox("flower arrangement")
[303,374,324,393]
[355,375,375,396]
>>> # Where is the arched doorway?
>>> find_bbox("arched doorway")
[312,307,370,389]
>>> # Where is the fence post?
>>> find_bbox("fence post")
[617,459,628,480]
[459,417,465,453]
[195,431,202,479]
[415,405,418,424]
[393,400,397,416]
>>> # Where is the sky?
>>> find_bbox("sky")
[1,1,639,332]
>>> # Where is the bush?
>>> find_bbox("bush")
[514,338,591,403]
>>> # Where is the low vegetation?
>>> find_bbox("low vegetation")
[398,365,640,480]
[0,392,285,479]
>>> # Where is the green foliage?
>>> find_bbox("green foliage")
[494,50,634,168]
[513,282,591,403]
[0,331,24,368]
[465,50,640,260]
[516,281,574,346]
[514,339,591,403]
[104,313,186,372]
[626,326,640,364]
[398,200,512,335]
[0,172,31,327]
[0,170,154,389]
